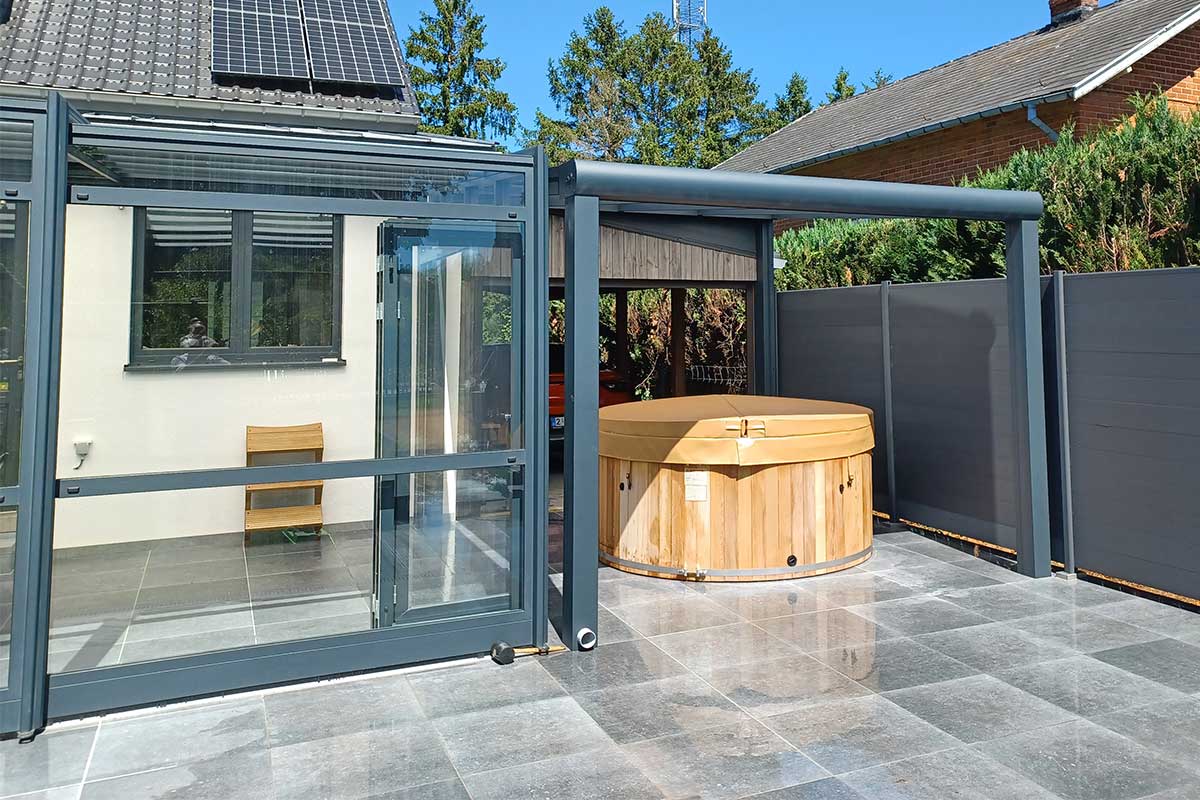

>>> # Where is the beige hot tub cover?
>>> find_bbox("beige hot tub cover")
[599,395,874,467]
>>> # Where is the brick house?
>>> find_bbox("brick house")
[718,0,1200,188]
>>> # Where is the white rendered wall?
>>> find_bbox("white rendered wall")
[53,207,383,549]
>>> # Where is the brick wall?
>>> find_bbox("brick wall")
[787,20,1200,190]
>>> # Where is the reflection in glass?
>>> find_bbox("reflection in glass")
[137,208,233,351]
[0,120,34,183]
[48,480,376,673]
[380,219,521,457]
[381,467,516,623]
[70,145,526,206]
[0,201,27,490]
[0,508,16,689]
[251,212,337,348]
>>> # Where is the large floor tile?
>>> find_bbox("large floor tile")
[264,672,425,747]
[610,594,741,637]
[893,538,976,564]
[541,639,688,694]
[53,542,151,576]
[873,562,1002,594]
[763,694,960,775]
[51,566,144,598]
[996,655,1188,717]
[408,659,564,719]
[884,674,1077,743]
[6,786,83,800]
[124,602,253,642]
[950,557,1033,585]
[698,655,871,718]
[699,583,824,620]
[574,674,748,744]
[850,596,991,636]
[88,699,267,781]
[434,695,609,775]
[118,626,256,664]
[650,622,800,672]
[802,573,917,611]
[810,636,979,692]
[755,608,901,653]
[250,591,370,628]
[244,547,349,577]
[0,724,96,797]
[270,721,457,799]
[622,719,829,800]
[48,590,136,630]
[743,777,866,799]
[80,750,272,800]
[138,558,248,590]
[597,607,642,645]
[870,531,929,547]
[855,545,944,574]
[461,744,665,800]
[938,583,1071,622]
[1094,598,1200,642]
[598,576,690,609]
[1090,696,1200,773]
[977,719,1198,800]
[912,621,1077,673]
[841,747,1061,800]
[252,610,371,644]
[1091,638,1200,693]
[1023,577,1129,608]
[1012,608,1164,653]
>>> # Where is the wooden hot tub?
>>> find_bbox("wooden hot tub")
[599,395,874,582]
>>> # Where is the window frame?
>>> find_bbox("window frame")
[128,207,344,368]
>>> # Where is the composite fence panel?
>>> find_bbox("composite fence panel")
[1062,268,1200,599]
[888,279,1017,551]
[776,285,889,510]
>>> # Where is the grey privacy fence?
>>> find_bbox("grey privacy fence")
[777,267,1200,602]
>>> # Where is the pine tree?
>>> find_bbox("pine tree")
[767,72,813,132]
[862,68,894,92]
[404,0,516,140]
[824,68,857,105]
[690,28,767,168]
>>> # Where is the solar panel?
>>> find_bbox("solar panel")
[211,0,310,80]
[300,0,407,86]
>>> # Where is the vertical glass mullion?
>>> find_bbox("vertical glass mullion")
[230,210,252,355]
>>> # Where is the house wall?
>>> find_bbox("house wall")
[783,21,1200,203]
[53,206,383,548]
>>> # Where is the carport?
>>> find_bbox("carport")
[549,159,1051,653]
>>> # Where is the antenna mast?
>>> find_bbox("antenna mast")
[672,0,707,47]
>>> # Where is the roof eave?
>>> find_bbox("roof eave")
[761,90,1075,176]
[1070,3,1200,100]
[0,82,422,133]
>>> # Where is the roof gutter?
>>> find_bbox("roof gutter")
[1071,3,1200,100]
[759,90,1074,175]
[0,82,422,133]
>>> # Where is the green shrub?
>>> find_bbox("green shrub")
[775,93,1200,289]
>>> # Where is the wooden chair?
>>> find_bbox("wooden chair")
[244,423,324,543]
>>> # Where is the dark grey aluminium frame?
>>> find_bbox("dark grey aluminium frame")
[0,94,551,737]
[127,208,345,368]
[549,160,1051,650]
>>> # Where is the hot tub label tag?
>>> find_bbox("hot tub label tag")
[685,470,709,502]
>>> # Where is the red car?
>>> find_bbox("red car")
[549,344,634,440]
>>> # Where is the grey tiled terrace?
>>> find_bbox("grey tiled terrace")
[4,529,1200,799]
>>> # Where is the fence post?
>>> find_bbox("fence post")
[880,281,899,524]
[1053,270,1076,575]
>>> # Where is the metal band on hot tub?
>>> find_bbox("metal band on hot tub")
[600,546,874,578]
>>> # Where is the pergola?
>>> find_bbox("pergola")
[549,159,1050,652]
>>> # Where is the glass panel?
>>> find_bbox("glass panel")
[0,120,34,184]
[59,209,382,476]
[384,466,517,623]
[138,208,233,353]
[70,145,526,206]
[251,212,336,349]
[0,507,16,689]
[380,220,521,457]
[48,478,375,672]
[0,201,28,488]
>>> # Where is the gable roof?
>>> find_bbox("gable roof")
[717,0,1200,174]
[0,0,420,131]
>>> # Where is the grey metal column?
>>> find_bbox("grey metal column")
[17,93,69,737]
[1005,220,1052,578]
[753,221,779,395]
[559,194,600,651]
[1052,270,1076,575]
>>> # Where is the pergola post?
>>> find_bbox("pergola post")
[1006,219,1052,578]
[670,288,687,396]
[752,220,779,395]
[559,194,600,651]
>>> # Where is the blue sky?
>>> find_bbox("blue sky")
[388,0,1116,143]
